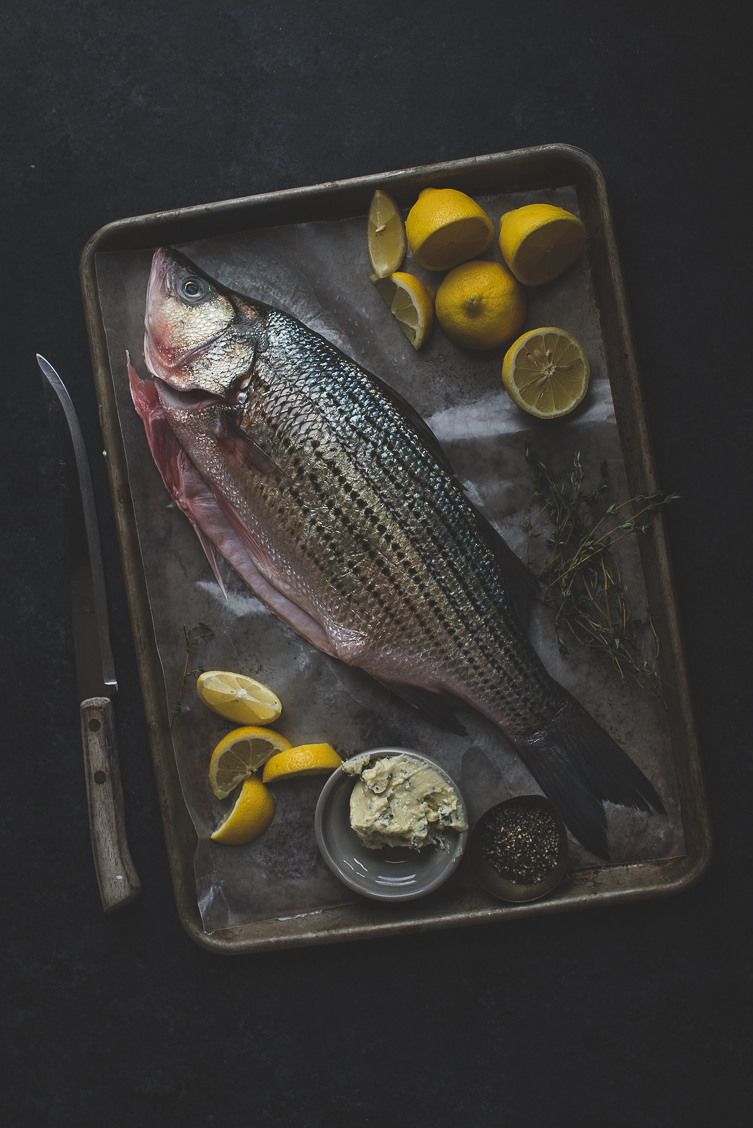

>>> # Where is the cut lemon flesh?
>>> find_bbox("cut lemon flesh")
[502,328,589,419]
[406,187,494,271]
[367,190,407,278]
[211,776,275,845]
[196,671,282,726]
[371,271,434,350]
[499,204,586,286]
[262,743,343,783]
[209,726,292,799]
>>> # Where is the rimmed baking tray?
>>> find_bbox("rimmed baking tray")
[80,144,711,953]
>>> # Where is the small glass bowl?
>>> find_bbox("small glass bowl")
[467,794,569,903]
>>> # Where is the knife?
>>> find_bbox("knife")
[39,354,142,912]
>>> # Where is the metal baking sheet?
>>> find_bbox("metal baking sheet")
[80,145,711,952]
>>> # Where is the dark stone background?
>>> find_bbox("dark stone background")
[2,2,750,1124]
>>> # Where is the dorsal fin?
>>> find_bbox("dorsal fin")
[368,371,456,478]
[472,507,540,627]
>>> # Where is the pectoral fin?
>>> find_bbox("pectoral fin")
[216,413,284,478]
[377,680,468,736]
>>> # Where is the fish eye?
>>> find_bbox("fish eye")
[179,277,208,303]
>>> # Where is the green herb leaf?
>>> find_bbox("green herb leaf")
[525,448,678,702]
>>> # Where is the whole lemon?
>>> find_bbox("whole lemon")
[435,260,526,350]
[405,188,494,271]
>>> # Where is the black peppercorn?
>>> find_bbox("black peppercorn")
[479,801,561,885]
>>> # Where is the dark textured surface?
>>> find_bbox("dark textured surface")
[2,1,750,1124]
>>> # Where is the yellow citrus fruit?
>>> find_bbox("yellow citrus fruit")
[498,204,586,286]
[405,187,494,271]
[210,776,275,845]
[209,726,292,799]
[367,190,407,278]
[196,670,282,726]
[371,271,435,350]
[262,743,343,783]
[435,260,526,351]
[502,327,590,419]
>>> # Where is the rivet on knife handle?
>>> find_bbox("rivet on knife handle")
[80,697,142,912]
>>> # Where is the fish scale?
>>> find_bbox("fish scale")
[134,246,667,860]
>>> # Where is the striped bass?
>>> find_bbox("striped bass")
[129,247,665,859]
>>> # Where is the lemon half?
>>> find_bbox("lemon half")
[210,777,276,845]
[367,190,407,278]
[502,328,590,419]
[405,187,494,271]
[262,743,343,783]
[435,260,526,351]
[197,671,282,726]
[371,271,435,350]
[209,726,292,799]
[499,204,586,286]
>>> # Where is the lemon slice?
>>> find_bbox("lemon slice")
[498,204,586,286]
[371,271,435,350]
[196,670,282,725]
[262,743,343,783]
[367,190,407,278]
[209,726,292,799]
[405,187,494,271]
[435,260,526,351]
[502,328,590,419]
[211,777,275,845]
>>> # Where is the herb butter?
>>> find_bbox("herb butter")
[343,753,467,851]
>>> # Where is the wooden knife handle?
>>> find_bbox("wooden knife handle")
[80,697,142,912]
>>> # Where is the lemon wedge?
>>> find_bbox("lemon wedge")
[498,204,586,286]
[502,328,590,419]
[367,190,407,278]
[210,776,275,845]
[371,271,435,350]
[262,743,343,783]
[209,726,292,799]
[196,671,282,726]
[435,260,526,350]
[405,187,494,271]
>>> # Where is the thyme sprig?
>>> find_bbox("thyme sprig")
[522,447,680,701]
[172,620,214,726]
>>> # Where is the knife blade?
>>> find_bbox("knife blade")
[39,354,141,912]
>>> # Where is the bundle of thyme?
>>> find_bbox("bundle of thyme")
[522,447,679,701]
[172,620,214,726]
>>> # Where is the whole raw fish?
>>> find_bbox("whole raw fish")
[130,247,665,859]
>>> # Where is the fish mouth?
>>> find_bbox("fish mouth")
[143,324,227,377]
[152,375,227,412]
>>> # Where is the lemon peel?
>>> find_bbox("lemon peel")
[435,260,526,351]
[502,327,589,419]
[210,777,276,845]
[262,743,343,783]
[370,271,435,350]
[405,188,494,271]
[367,190,407,278]
[498,204,586,286]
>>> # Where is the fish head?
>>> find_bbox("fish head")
[144,247,264,397]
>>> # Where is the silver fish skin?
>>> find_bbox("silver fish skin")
[134,247,665,859]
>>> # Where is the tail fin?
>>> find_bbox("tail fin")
[512,693,666,861]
